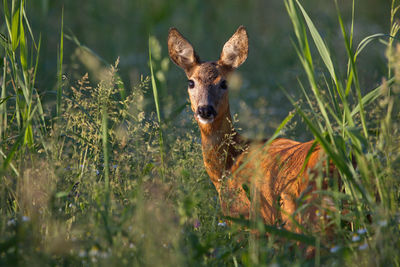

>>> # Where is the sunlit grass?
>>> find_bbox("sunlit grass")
[0,0,399,266]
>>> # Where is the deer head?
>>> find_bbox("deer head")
[168,26,248,127]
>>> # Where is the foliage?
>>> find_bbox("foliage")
[0,0,400,266]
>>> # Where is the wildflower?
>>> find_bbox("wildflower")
[7,219,16,226]
[357,228,367,235]
[218,221,227,227]
[330,245,341,253]
[359,242,368,250]
[95,170,100,175]
[315,210,321,217]
[352,235,360,242]
[78,250,87,257]
[22,216,30,222]
[89,247,99,257]
[112,164,118,169]
[193,220,201,229]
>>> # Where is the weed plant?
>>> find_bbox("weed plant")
[0,0,400,266]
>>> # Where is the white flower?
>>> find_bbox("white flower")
[7,219,16,226]
[330,245,341,253]
[359,242,368,250]
[89,247,99,257]
[357,228,367,235]
[78,250,87,257]
[218,221,227,227]
[22,216,30,222]
[352,235,360,242]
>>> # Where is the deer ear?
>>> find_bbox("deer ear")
[168,28,199,72]
[219,26,248,69]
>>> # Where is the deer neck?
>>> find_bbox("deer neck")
[198,108,247,190]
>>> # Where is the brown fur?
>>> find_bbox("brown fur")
[168,26,328,232]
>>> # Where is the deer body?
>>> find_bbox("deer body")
[168,26,323,230]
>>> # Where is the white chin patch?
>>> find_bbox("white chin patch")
[197,115,214,125]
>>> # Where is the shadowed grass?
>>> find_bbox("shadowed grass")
[0,0,399,266]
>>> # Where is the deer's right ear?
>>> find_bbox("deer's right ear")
[219,26,248,69]
[168,28,199,72]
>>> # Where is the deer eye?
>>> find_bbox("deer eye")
[188,80,195,89]
[220,80,227,90]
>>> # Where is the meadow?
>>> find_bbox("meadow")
[0,0,399,266]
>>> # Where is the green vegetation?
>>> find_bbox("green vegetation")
[1,0,399,265]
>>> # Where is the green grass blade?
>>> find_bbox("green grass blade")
[286,0,336,140]
[355,33,388,59]
[11,2,20,52]
[32,36,46,131]
[102,106,110,193]
[22,7,37,49]
[56,8,64,118]
[351,78,394,116]
[19,0,28,81]
[0,148,19,177]
[2,129,24,173]
[3,1,11,43]
[335,2,368,139]
[295,0,337,86]
[149,36,165,178]
[1,57,7,138]
[0,33,11,50]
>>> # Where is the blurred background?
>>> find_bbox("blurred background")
[22,0,390,139]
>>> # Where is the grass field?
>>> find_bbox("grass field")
[1,0,400,266]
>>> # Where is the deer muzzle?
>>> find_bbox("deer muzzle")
[196,105,217,124]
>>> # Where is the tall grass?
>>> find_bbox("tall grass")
[148,36,165,178]
[0,0,399,266]
[1,0,45,173]
[283,0,400,264]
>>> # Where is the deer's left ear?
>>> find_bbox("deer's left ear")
[168,28,199,72]
[219,26,248,69]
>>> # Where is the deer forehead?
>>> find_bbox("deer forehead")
[190,62,225,85]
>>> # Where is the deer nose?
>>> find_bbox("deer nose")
[197,105,217,119]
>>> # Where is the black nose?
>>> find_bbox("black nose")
[197,105,217,119]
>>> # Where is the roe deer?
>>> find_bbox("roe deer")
[168,26,332,232]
